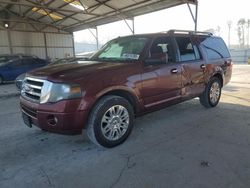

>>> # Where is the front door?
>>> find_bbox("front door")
[141,36,182,108]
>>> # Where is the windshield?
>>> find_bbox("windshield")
[91,36,148,62]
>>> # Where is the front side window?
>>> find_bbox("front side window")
[0,56,9,66]
[0,56,18,66]
[175,37,200,62]
[146,37,175,66]
[92,37,148,62]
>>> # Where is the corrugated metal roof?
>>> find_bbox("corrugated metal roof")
[0,0,197,33]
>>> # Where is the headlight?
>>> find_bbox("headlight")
[40,81,82,104]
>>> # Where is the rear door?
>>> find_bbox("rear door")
[141,36,182,108]
[174,36,205,98]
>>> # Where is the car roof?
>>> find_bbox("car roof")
[113,30,215,40]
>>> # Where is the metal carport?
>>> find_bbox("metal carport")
[0,0,198,58]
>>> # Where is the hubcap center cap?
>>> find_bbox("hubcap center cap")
[111,117,121,128]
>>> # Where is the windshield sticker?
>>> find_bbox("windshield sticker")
[122,53,140,60]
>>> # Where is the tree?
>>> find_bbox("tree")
[246,19,250,48]
[238,18,246,47]
[227,21,232,47]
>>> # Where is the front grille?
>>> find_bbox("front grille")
[21,77,44,103]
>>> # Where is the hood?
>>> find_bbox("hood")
[26,61,130,82]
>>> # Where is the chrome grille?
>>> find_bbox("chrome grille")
[21,77,44,103]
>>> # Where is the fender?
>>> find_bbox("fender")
[204,65,224,86]
[94,85,144,113]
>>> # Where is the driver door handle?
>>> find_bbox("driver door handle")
[200,64,206,69]
[171,68,178,74]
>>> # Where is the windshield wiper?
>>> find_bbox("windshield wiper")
[94,57,136,62]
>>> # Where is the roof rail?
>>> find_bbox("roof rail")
[167,30,213,36]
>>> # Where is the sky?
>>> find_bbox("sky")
[74,0,250,48]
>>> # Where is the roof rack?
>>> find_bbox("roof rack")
[167,30,213,36]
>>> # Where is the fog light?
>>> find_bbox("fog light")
[47,115,58,126]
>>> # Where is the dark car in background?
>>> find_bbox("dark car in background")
[0,54,49,84]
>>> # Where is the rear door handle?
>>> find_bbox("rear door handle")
[171,68,178,74]
[200,64,206,69]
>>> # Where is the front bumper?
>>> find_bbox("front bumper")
[20,97,89,135]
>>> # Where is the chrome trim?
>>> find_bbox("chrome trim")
[25,77,44,83]
[21,76,45,103]
[21,109,37,120]
[25,83,42,90]
[101,105,129,141]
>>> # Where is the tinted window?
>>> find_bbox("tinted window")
[22,58,36,65]
[148,37,175,65]
[175,37,200,61]
[0,56,19,65]
[10,59,22,67]
[201,37,230,60]
[0,56,9,65]
[36,58,46,64]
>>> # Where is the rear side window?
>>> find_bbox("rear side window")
[201,37,230,60]
[35,58,46,64]
[175,37,201,61]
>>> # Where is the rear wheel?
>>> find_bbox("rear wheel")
[200,77,222,108]
[87,95,134,148]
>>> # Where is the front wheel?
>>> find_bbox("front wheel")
[199,77,222,108]
[87,95,134,148]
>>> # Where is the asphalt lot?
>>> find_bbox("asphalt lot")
[0,65,250,188]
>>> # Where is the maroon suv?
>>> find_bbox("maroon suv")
[20,30,232,147]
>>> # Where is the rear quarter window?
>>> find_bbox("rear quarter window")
[201,37,230,60]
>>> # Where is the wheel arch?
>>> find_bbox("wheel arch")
[212,72,224,87]
[94,87,141,115]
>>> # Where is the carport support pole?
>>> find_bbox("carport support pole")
[195,1,198,31]
[88,27,99,50]
[124,18,135,34]
[7,29,13,54]
[71,33,76,57]
[187,2,198,31]
[132,17,135,34]
[43,32,48,59]
[96,27,99,50]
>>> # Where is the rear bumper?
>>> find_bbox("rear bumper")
[20,97,89,135]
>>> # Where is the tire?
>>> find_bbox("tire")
[87,95,134,148]
[199,77,222,108]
